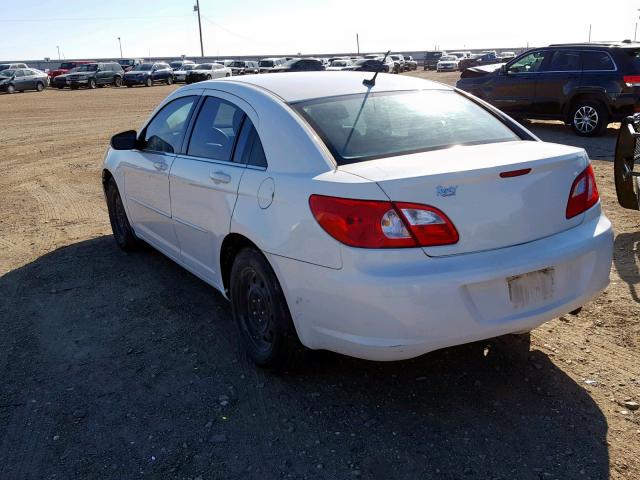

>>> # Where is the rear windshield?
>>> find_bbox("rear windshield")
[293,90,519,165]
[259,60,274,67]
[425,52,442,59]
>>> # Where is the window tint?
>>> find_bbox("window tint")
[508,51,546,73]
[14,70,24,77]
[582,51,615,71]
[187,96,246,161]
[142,96,197,154]
[545,50,581,71]
[236,117,267,168]
[295,90,519,165]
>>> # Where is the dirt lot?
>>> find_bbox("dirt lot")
[0,73,638,480]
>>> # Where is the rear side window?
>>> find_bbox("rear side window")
[545,50,581,71]
[187,96,246,161]
[294,90,519,165]
[142,96,197,154]
[582,51,615,71]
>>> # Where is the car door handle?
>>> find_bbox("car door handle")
[210,171,231,184]
[153,161,167,172]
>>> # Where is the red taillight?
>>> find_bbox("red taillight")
[623,75,640,87]
[308,195,458,248]
[566,165,599,219]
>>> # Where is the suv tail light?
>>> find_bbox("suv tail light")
[309,195,459,248]
[566,165,599,219]
[623,75,640,87]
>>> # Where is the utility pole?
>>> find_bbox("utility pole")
[194,0,204,57]
[56,45,60,60]
[588,24,592,42]
[356,33,360,55]
[117,37,123,58]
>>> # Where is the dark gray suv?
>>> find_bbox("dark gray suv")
[457,41,640,136]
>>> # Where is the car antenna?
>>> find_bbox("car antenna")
[363,50,391,87]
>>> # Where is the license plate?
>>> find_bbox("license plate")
[507,268,555,309]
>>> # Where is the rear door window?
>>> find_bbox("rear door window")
[187,96,246,162]
[581,51,615,71]
[545,50,581,71]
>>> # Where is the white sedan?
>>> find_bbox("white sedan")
[437,55,460,72]
[103,72,613,367]
[326,59,354,71]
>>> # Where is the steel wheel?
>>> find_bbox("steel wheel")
[573,106,599,134]
[236,266,276,356]
[230,248,304,368]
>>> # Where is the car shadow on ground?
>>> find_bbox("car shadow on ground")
[0,236,609,479]
[614,231,640,304]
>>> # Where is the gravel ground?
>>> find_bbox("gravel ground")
[0,74,638,480]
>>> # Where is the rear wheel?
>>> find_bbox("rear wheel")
[206,74,212,80]
[113,76,122,87]
[106,177,141,251]
[570,100,608,137]
[230,248,304,368]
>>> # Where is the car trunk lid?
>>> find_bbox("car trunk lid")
[339,141,589,257]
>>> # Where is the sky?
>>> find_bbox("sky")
[1,0,639,61]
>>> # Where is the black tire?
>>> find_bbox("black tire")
[36,82,44,92]
[230,248,304,368]
[614,116,640,210]
[225,73,230,77]
[88,78,97,89]
[145,77,152,87]
[6,84,15,94]
[206,74,212,80]
[570,100,608,137]
[113,76,122,87]
[166,76,173,85]
[106,177,141,251]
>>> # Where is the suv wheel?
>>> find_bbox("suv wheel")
[113,76,122,87]
[570,100,608,137]
[145,77,153,87]
[230,248,304,368]
[166,76,173,85]
[88,78,97,89]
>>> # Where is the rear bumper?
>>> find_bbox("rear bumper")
[268,211,613,361]
[609,92,640,121]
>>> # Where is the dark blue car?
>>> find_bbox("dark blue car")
[123,62,174,87]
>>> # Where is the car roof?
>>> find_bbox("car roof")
[191,71,450,102]
[548,41,640,49]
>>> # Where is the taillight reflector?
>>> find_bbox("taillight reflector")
[566,165,599,219]
[309,195,458,248]
[623,75,640,87]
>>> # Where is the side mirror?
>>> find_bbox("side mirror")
[111,130,138,150]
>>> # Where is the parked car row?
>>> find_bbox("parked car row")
[425,50,512,71]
